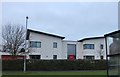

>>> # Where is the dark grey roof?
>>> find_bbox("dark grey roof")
[104,30,120,37]
[78,36,104,42]
[26,29,65,40]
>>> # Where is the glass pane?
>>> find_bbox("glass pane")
[30,41,36,47]
[30,41,41,48]
[53,42,57,48]
[67,44,76,55]
[108,56,119,75]
[100,44,103,49]
[83,44,94,49]
[91,44,94,49]
[37,42,41,48]
[53,55,57,60]
[106,31,120,77]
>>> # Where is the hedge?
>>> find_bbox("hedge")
[2,59,107,71]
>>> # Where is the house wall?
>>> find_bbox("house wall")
[28,32,63,60]
[28,31,106,60]
[77,38,106,59]
[76,42,83,59]
[1,29,107,60]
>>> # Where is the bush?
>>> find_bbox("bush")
[2,59,107,71]
[2,60,24,71]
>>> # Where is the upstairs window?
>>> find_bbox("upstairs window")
[100,44,103,49]
[30,41,41,48]
[67,44,76,57]
[53,42,57,48]
[83,44,94,49]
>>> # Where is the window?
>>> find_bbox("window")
[30,41,41,48]
[100,56,104,59]
[83,44,94,49]
[67,44,76,58]
[84,56,94,60]
[30,55,41,59]
[53,55,57,60]
[100,44,103,49]
[53,42,57,48]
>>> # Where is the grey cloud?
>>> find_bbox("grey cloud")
[2,2,118,40]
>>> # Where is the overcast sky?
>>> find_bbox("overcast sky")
[2,2,118,40]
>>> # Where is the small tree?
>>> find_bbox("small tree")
[2,24,26,55]
[98,44,104,59]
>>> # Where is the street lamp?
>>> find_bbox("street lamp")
[24,16,28,72]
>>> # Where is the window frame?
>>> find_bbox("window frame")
[30,41,41,48]
[67,44,76,56]
[53,42,57,48]
[83,44,95,49]
[100,44,104,49]
[53,55,57,60]
[84,56,95,60]
[30,55,41,59]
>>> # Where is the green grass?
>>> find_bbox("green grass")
[2,70,107,75]
[2,70,107,77]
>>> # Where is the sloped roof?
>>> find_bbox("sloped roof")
[104,30,120,37]
[78,36,104,42]
[26,29,65,40]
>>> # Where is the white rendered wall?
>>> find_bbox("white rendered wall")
[76,42,83,59]
[77,38,106,59]
[28,32,63,60]
[28,31,106,60]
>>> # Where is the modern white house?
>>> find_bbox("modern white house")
[77,37,106,60]
[0,29,107,60]
[27,29,65,60]
[26,29,106,60]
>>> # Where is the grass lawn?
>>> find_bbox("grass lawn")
[2,70,107,77]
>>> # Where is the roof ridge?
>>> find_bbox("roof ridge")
[27,29,65,40]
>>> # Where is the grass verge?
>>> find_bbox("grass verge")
[2,70,107,77]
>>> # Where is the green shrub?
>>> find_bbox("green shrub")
[2,60,24,71]
[2,59,107,71]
